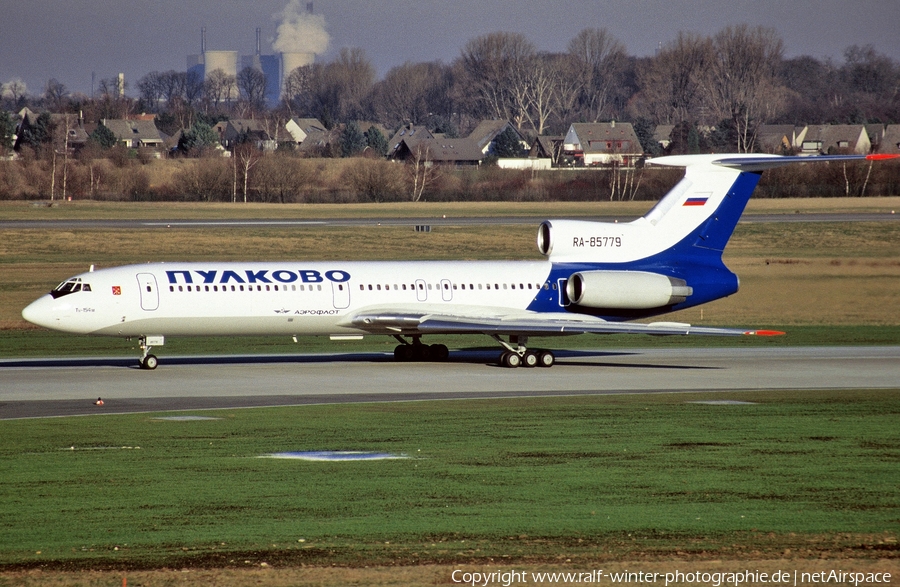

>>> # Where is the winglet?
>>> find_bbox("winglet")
[743,329,786,336]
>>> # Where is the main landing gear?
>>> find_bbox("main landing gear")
[493,335,555,369]
[138,335,160,370]
[393,335,449,362]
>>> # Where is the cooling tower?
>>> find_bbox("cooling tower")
[280,52,314,82]
[203,51,238,78]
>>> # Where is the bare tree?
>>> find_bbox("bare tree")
[237,67,268,115]
[635,32,714,124]
[524,52,561,135]
[232,140,262,202]
[44,78,69,111]
[549,54,586,131]
[704,25,786,152]
[460,32,536,125]
[332,47,376,121]
[567,28,627,121]
[282,48,374,123]
[2,78,28,109]
[136,71,164,112]
[369,61,443,127]
[407,144,440,202]
[203,69,237,113]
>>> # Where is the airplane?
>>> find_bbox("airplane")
[22,153,898,370]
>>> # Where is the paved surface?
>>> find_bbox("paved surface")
[1,346,897,419]
[1,212,897,230]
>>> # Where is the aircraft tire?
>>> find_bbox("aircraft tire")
[431,344,450,362]
[538,350,555,368]
[141,354,159,370]
[394,344,414,362]
[412,344,432,361]
[522,350,539,368]
[501,351,521,368]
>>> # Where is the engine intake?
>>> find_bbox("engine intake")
[566,271,692,309]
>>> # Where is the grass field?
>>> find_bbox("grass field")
[1,390,898,572]
[1,200,899,585]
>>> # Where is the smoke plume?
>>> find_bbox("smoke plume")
[272,0,330,55]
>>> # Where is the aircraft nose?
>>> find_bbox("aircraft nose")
[22,296,56,329]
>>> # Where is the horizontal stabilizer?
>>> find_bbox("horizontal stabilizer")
[650,153,899,173]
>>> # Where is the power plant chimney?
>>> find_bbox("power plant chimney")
[201,27,206,54]
[256,27,261,55]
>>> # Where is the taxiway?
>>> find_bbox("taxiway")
[1,346,898,419]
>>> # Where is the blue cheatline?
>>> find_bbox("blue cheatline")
[259,451,409,461]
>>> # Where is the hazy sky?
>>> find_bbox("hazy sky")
[3,0,899,97]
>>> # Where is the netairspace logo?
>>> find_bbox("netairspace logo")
[451,568,893,586]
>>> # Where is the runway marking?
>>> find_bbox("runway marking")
[259,451,409,461]
[687,400,757,405]
[152,416,222,421]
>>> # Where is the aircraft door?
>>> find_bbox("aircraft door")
[440,279,453,302]
[415,279,427,302]
[332,281,350,309]
[136,273,159,311]
[557,278,570,307]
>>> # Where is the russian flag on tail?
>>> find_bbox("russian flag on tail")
[683,197,709,206]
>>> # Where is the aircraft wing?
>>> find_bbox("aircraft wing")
[343,308,782,338]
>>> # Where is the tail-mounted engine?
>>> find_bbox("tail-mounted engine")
[538,220,628,261]
[566,270,693,310]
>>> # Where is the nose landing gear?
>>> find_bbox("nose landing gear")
[138,335,163,370]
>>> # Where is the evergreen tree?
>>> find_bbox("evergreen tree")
[365,126,389,157]
[492,126,524,157]
[0,111,14,152]
[19,112,54,151]
[178,121,220,155]
[632,117,662,156]
[88,124,118,150]
[340,121,366,157]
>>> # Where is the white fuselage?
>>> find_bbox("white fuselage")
[23,260,558,338]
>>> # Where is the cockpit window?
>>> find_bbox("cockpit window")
[50,278,91,299]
